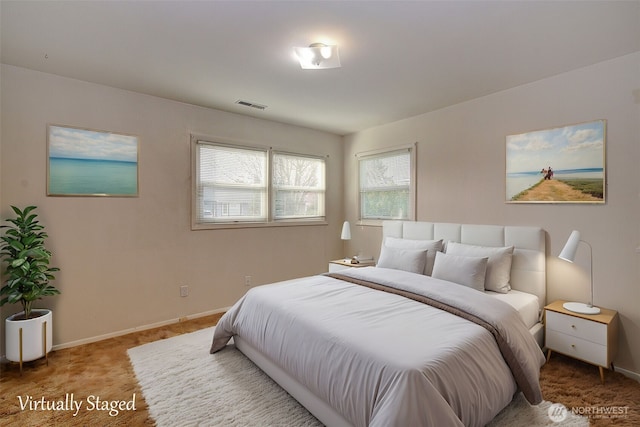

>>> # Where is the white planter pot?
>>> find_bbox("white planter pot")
[5,309,53,362]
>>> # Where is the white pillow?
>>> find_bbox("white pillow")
[383,237,443,275]
[431,252,488,291]
[377,246,428,274]
[445,241,514,293]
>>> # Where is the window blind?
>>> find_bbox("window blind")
[273,152,325,220]
[359,148,412,220]
[193,138,326,226]
[197,143,268,222]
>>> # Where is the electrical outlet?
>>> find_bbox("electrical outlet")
[244,276,252,288]
[180,285,189,297]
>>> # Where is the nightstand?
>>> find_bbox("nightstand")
[545,300,618,383]
[328,259,375,273]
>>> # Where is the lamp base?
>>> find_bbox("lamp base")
[563,302,601,315]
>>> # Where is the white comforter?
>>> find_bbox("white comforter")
[211,267,545,427]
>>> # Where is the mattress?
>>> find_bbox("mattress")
[485,289,540,329]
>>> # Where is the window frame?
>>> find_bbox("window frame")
[191,135,328,230]
[357,143,417,226]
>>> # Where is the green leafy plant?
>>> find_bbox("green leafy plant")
[0,206,60,320]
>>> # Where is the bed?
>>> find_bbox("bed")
[210,221,547,427]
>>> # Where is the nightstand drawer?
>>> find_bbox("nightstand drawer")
[546,311,607,345]
[546,329,608,367]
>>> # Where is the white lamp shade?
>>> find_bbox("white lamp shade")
[559,230,581,262]
[341,221,351,240]
[557,229,601,315]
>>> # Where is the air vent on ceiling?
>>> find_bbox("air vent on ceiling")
[235,100,267,110]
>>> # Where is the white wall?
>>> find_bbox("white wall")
[343,53,640,375]
[0,65,344,350]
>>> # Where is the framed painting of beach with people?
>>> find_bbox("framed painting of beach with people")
[505,120,606,204]
[47,125,139,197]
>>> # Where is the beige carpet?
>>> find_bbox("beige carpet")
[541,352,640,427]
[0,313,222,427]
[128,327,587,427]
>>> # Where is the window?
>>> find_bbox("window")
[193,137,326,228]
[273,152,325,220]
[196,143,268,223]
[358,145,416,221]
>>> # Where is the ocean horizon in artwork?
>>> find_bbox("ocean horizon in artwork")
[506,167,603,200]
[49,157,138,195]
[505,120,605,202]
[48,125,138,196]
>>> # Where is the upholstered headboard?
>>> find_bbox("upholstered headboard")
[382,221,546,312]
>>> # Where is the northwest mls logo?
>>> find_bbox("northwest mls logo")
[548,403,568,422]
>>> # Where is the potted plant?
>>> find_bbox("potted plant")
[1,205,60,368]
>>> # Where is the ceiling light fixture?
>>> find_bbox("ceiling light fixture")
[294,43,341,69]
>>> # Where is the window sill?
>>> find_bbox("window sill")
[356,219,413,227]
[192,220,328,231]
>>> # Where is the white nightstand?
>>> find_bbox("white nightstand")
[328,259,375,273]
[545,300,618,383]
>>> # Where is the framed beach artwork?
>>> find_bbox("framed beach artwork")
[47,125,139,197]
[505,120,606,204]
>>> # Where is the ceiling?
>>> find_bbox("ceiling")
[2,1,639,136]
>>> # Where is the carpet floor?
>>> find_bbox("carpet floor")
[1,313,638,426]
[129,327,587,427]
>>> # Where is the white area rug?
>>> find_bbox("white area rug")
[128,327,587,427]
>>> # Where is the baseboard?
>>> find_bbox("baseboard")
[0,307,230,362]
[616,366,640,383]
[52,307,231,351]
